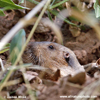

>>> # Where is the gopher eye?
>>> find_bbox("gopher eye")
[48,45,54,50]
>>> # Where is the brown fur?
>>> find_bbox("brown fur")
[22,42,85,76]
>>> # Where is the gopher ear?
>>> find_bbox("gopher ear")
[63,52,70,62]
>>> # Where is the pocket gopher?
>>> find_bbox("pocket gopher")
[22,41,85,76]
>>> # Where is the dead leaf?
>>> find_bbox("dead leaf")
[50,69,61,81]
[69,21,81,37]
[67,72,86,85]
[28,66,61,81]
[23,71,42,84]
[96,58,100,68]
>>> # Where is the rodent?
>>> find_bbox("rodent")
[22,41,85,76]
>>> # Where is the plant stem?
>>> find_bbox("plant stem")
[27,0,39,5]
[49,0,69,9]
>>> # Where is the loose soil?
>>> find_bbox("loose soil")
[0,10,100,100]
